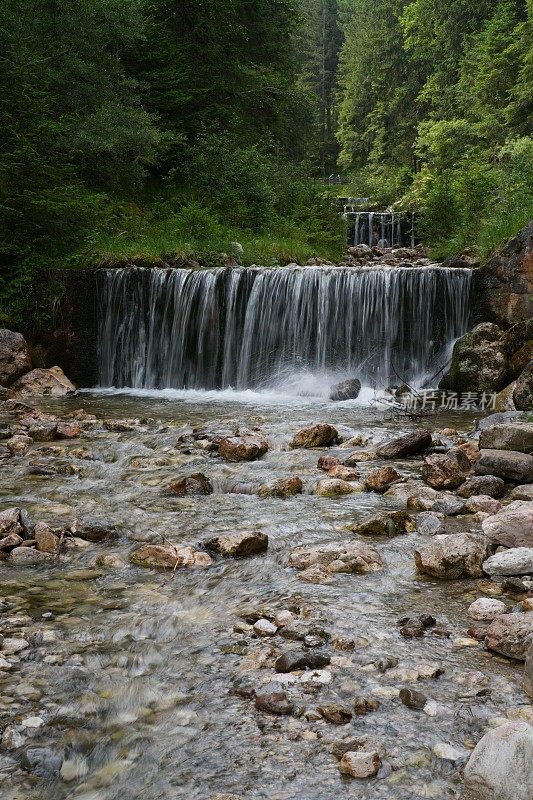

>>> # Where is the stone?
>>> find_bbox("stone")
[523,643,533,698]
[315,478,358,497]
[416,512,445,536]
[255,689,294,716]
[34,522,60,553]
[433,743,467,762]
[318,455,341,471]
[90,553,126,569]
[339,751,381,779]
[0,329,32,386]
[485,614,533,660]
[21,747,62,778]
[253,619,277,637]
[10,366,75,397]
[376,430,432,459]
[443,323,508,393]
[290,423,338,449]
[2,637,29,654]
[511,484,533,501]
[219,434,268,462]
[0,508,23,538]
[422,453,467,490]
[399,688,427,710]
[130,543,213,569]
[258,477,303,498]
[274,610,296,628]
[168,473,213,496]
[327,465,360,481]
[461,721,533,800]
[10,547,54,565]
[456,440,481,465]
[432,496,467,516]
[483,548,533,576]
[55,421,81,439]
[0,532,23,550]
[482,501,533,548]
[330,379,361,402]
[317,704,353,724]
[407,486,439,510]
[344,450,377,464]
[476,449,533,483]
[466,495,502,514]
[479,423,533,454]
[468,598,507,621]
[275,651,330,673]
[365,466,401,492]
[71,517,119,542]
[514,361,533,410]
[415,533,493,579]
[353,697,380,715]
[288,542,383,574]
[205,531,268,557]
[352,511,413,536]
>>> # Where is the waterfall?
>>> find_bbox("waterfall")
[346,210,405,247]
[97,266,472,392]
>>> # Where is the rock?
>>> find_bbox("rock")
[376,430,432,459]
[422,453,467,489]
[327,465,360,481]
[352,511,413,536]
[27,421,57,441]
[34,522,60,553]
[365,466,401,492]
[482,501,533,548]
[407,486,439,510]
[524,644,533,698]
[415,533,493,579]
[339,751,381,779]
[205,531,268,558]
[416,512,445,536]
[0,532,23,550]
[344,450,377,464]
[461,721,533,800]
[456,441,481,465]
[466,495,502,515]
[288,542,383,574]
[274,610,296,627]
[258,477,303,498]
[219,434,268,462]
[90,553,126,569]
[315,478,358,497]
[55,421,81,439]
[130,543,213,569]
[443,323,508,393]
[479,423,533,455]
[318,455,341,471]
[514,361,533,410]
[511,484,533,501]
[330,379,361,402]
[290,423,338,449]
[458,476,505,499]
[399,688,427,710]
[10,547,54,565]
[21,747,62,778]
[432,496,467,516]
[0,329,32,386]
[71,518,118,542]
[0,508,23,538]
[433,743,467,762]
[10,366,75,397]
[494,381,517,411]
[353,697,380,715]
[468,598,507,621]
[485,614,533,660]
[483,548,533,576]
[318,704,353,724]
[255,689,294,716]
[476,449,533,483]
[253,619,277,637]
[275,652,331,673]
[168,473,213,496]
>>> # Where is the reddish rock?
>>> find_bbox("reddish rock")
[365,466,401,492]
[421,453,467,489]
[485,613,533,661]
[168,473,213,496]
[290,423,338,449]
[219,434,268,461]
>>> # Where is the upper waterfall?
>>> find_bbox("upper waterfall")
[97,265,472,394]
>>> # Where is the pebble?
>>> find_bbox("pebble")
[274,610,296,628]
[400,688,427,710]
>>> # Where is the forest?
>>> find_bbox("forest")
[1,0,532,322]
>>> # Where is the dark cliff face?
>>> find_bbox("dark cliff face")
[473,221,533,327]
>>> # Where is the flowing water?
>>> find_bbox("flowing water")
[97,266,472,393]
[0,392,527,800]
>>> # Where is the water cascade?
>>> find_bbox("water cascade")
[98,266,471,394]
[343,208,414,248]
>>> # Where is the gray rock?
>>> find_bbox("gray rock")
[443,323,508,393]
[479,423,533,454]
[432,496,467,516]
[483,548,533,576]
[461,721,533,800]
[0,329,31,387]
[0,508,22,538]
[514,361,533,411]
[415,533,493,579]
[476,449,533,483]
[485,613,533,660]
[482,501,533,548]
[21,747,62,778]
[288,542,383,574]
[416,512,445,536]
[511,484,533,501]
[330,379,361,402]
[205,531,268,558]
[458,475,505,499]
[376,430,432,459]
[10,547,54,565]
[523,643,533,698]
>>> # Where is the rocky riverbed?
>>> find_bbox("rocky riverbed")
[0,388,532,800]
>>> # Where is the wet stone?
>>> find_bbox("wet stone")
[399,688,427,710]
[275,651,331,673]
[255,688,294,716]
[364,466,401,492]
[168,472,213,496]
[339,750,381,779]
[205,531,268,558]
[318,704,353,724]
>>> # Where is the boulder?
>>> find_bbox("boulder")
[330,379,361,402]
[34,522,60,554]
[168,473,213,496]
[461,721,533,800]
[10,366,75,397]
[466,495,502,515]
[485,614,533,661]
[482,501,533,548]
[458,475,505,499]
[71,518,118,542]
[468,598,506,621]
[327,465,360,481]
[406,486,439,510]
[476,449,533,483]
[317,455,341,471]
[204,531,268,558]
[290,423,338,449]
[0,329,31,386]
[0,508,23,538]
[376,430,432,459]
[443,323,507,393]
[514,361,533,410]
[524,643,533,698]
[218,434,268,462]
[10,547,54,565]
[415,512,445,536]
[0,533,23,550]
[288,542,383,575]
[315,478,358,497]
[482,548,533,576]
[479,423,533,454]
[339,751,381,779]
[364,466,401,492]
[414,533,493,579]
[258,477,303,498]
[130,544,213,569]
[511,484,533,501]
[422,453,467,490]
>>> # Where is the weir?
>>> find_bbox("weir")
[343,208,415,248]
[97,266,472,393]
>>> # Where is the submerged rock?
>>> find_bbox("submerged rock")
[205,531,268,557]
[482,501,533,548]
[315,478,359,497]
[330,379,361,402]
[415,533,493,579]
[288,541,383,575]
[290,423,338,449]
[255,689,293,716]
[130,543,213,569]
[461,721,533,800]
[485,614,533,660]
[351,511,413,536]
[258,477,303,498]
[168,473,213,496]
[327,464,360,481]
[376,430,432,459]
